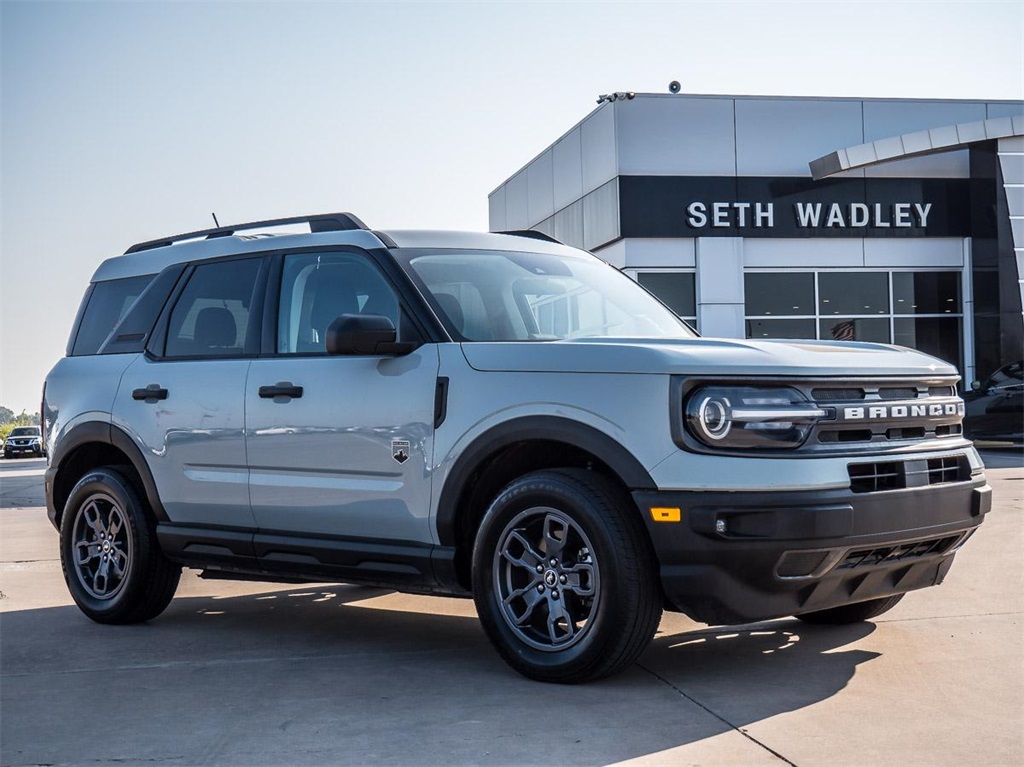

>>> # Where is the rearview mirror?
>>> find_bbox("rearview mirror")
[970,380,982,391]
[326,314,416,356]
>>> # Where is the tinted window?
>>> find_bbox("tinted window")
[745,273,814,316]
[818,273,889,315]
[745,318,816,339]
[892,272,960,314]
[165,259,261,358]
[894,317,961,368]
[71,275,154,356]
[277,252,399,354]
[636,273,696,317]
[819,317,890,344]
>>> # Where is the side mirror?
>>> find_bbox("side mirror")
[326,314,417,356]
[970,380,982,391]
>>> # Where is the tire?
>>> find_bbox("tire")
[796,594,905,625]
[472,469,662,683]
[59,467,181,624]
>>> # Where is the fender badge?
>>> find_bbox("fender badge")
[391,439,411,464]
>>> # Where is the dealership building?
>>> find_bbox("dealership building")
[488,94,1024,385]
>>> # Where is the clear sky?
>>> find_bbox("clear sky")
[2,0,1022,413]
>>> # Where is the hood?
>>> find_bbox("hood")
[459,337,960,379]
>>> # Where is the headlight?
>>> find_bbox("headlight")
[685,386,827,449]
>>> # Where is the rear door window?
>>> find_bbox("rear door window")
[71,275,154,356]
[164,259,262,358]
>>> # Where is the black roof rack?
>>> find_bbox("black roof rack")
[124,212,369,255]
[496,229,564,245]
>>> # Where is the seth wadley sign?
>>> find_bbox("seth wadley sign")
[686,201,934,230]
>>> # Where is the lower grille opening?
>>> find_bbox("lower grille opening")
[926,455,968,485]
[776,550,831,578]
[849,461,905,493]
[836,534,964,571]
[935,423,962,437]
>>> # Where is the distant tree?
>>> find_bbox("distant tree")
[0,406,14,425]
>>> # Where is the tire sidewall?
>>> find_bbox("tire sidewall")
[60,469,151,621]
[472,473,638,679]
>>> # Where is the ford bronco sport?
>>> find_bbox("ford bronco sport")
[43,213,991,683]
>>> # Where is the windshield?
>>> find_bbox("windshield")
[10,427,39,437]
[400,250,696,341]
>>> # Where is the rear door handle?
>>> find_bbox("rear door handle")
[259,383,304,400]
[132,385,168,401]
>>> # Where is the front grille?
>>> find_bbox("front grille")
[836,534,965,571]
[805,378,964,451]
[885,427,926,440]
[879,387,918,400]
[849,455,970,493]
[812,387,865,401]
[818,429,873,443]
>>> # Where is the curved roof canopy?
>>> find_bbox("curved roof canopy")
[809,114,1024,180]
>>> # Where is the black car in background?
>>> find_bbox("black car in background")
[3,425,44,459]
[964,361,1024,444]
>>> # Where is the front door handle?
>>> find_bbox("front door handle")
[132,385,168,401]
[258,382,304,400]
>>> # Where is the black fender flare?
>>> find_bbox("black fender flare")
[47,421,168,524]
[434,416,655,546]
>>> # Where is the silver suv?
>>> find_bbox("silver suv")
[43,213,991,683]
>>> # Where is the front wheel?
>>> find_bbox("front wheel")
[796,594,905,625]
[60,467,181,624]
[472,469,661,683]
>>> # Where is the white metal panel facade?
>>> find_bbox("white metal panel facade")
[616,96,736,175]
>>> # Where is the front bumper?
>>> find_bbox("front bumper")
[633,475,990,625]
[4,443,41,455]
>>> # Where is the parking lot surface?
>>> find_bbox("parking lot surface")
[1,452,1021,766]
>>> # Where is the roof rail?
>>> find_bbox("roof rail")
[124,212,369,254]
[496,229,564,245]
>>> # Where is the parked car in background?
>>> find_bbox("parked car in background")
[964,360,1024,444]
[4,425,44,458]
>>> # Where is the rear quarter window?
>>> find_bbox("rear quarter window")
[70,275,154,356]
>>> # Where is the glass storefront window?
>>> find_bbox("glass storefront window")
[892,272,960,314]
[636,272,695,317]
[818,272,889,315]
[819,317,891,344]
[744,273,814,316]
[894,317,962,369]
[746,318,816,339]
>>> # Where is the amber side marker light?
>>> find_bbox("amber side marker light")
[650,507,681,523]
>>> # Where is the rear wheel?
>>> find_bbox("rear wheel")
[60,467,181,624]
[796,594,905,625]
[472,469,661,683]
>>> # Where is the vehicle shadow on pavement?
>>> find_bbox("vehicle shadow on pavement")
[1,585,879,766]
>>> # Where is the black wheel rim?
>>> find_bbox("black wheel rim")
[493,507,600,652]
[71,492,133,601]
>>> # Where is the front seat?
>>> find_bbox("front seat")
[192,307,237,353]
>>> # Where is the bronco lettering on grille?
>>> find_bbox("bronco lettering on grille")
[839,401,964,421]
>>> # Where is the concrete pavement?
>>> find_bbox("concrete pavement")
[1,453,1021,766]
